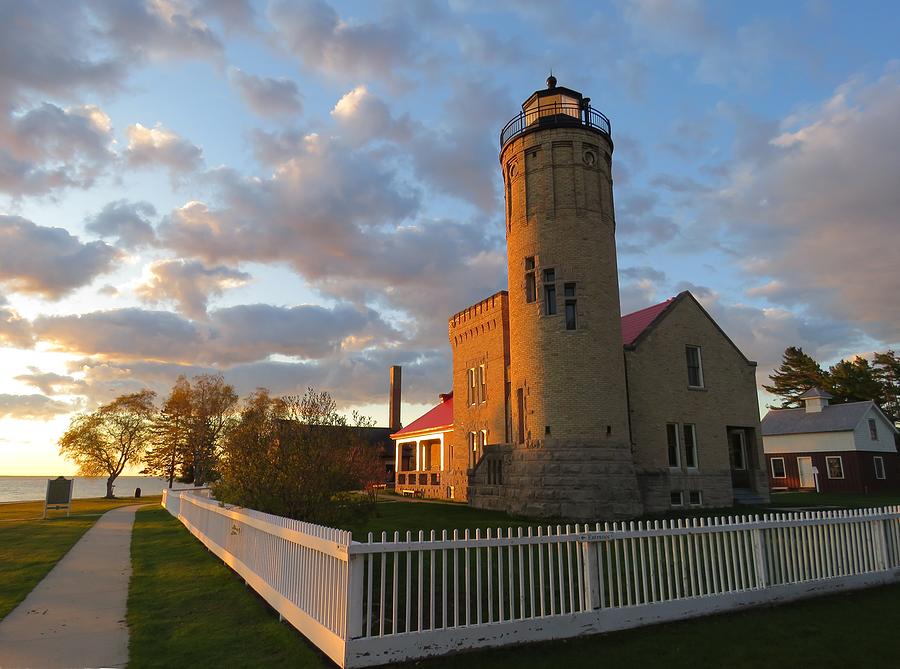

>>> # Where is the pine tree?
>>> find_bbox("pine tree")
[828,356,883,405]
[872,350,900,420]
[763,346,828,408]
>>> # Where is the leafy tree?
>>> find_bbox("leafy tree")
[828,356,884,406]
[141,376,192,488]
[216,388,382,524]
[763,346,829,408]
[185,374,238,486]
[872,350,900,421]
[59,390,156,498]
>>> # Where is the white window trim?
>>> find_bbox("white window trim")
[869,418,879,441]
[686,345,704,388]
[874,456,886,480]
[826,456,845,480]
[770,456,787,479]
[688,490,703,507]
[670,491,684,507]
[666,423,681,469]
[683,423,699,469]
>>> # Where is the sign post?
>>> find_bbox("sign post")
[44,476,74,519]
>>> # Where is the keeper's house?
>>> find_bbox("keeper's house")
[762,387,900,493]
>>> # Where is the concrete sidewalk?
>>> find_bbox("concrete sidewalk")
[0,504,142,669]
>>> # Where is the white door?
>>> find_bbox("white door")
[798,457,814,488]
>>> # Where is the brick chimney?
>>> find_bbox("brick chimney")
[389,365,402,432]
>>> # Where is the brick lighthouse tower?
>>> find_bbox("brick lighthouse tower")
[470,76,643,518]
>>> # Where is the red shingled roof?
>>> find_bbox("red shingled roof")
[390,393,453,439]
[620,297,676,346]
[394,298,678,439]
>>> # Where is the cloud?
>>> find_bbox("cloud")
[706,64,900,344]
[330,85,412,146]
[124,122,204,177]
[135,258,250,318]
[408,78,511,212]
[0,394,72,420]
[268,0,416,81]
[33,302,401,365]
[84,200,158,249]
[14,368,84,396]
[0,294,33,348]
[0,216,121,298]
[0,102,115,195]
[91,0,224,63]
[228,67,302,118]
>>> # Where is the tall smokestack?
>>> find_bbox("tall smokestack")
[389,365,402,432]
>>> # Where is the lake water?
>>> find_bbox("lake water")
[0,476,197,503]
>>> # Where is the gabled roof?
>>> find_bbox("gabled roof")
[621,297,676,346]
[390,393,453,439]
[620,291,755,365]
[799,386,833,400]
[761,401,875,436]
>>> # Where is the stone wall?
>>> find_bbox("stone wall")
[624,294,770,512]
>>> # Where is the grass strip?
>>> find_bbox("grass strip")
[127,506,328,668]
[0,496,157,620]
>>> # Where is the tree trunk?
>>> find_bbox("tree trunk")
[105,475,116,498]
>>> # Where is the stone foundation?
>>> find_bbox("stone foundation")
[468,442,644,520]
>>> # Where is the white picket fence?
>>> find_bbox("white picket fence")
[161,490,900,668]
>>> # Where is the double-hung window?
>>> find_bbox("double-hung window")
[770,457,786,479]
[478,364,487,403]
[686,345,704,388]
[525,257,536,303]
[826,456,844,480]
[543,269,556,315]
[666,423,680,468]
[869,418,878,441]
[564,283,577,330]
[874,456,886,480]
[683,424,698,468]
[467,368,476,406]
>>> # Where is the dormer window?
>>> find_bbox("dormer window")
[686,345,704,388]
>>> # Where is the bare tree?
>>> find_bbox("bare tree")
[59,390,157,498]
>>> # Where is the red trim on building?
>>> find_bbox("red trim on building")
[390,393,453,439]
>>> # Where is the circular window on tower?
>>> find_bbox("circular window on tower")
[583,150,596,166]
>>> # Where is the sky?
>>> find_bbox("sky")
[1,0,899,475]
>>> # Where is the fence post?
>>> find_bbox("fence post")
[875,513,890,572]
[346,546,365,644]
[751,515,768,589]
[582,540,601,609]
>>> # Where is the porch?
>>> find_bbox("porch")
[394,432,449,498]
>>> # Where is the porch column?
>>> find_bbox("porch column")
[395,440,401,474]
[415,439,421,471]
[440,434,445,471]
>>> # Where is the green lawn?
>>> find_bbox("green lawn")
[770,491,900,509]
[0,496,159,620]
[135,503,900,668]
[127,506,328,668]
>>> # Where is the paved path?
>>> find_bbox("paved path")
[0,505,142,669]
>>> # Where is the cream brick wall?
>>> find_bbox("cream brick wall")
[447,291,510,501]
[501,127,631,447]
[624,294,770,511]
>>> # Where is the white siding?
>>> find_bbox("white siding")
[851,406,898,453]
[763,431,855,454]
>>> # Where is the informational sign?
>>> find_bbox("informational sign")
[44,476,74,519]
